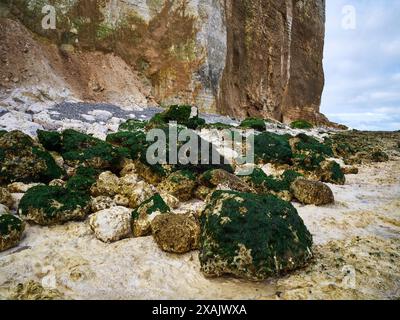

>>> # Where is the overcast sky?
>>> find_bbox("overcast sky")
[321,0,400,131]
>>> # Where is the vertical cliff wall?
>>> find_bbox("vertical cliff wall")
[1,0,328,124]
[219,0,327,123]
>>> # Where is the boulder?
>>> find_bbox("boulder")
[199,169,255,193]
[126,180,155,208]
[199,191,313,280]
[0,130,64,184]
[253,132,292,164]
[0,187,14,209]
[18,185,91,225]
[241,168,302,201]
[158,170,197,202]
[291,179,334,206]
[90,171,120,197]
[317,160,346,185]
[90,196,116,213]
[7,182,43,193]
[0,214,25,252]
[151,213,200,253]
[89,206,132,243]
[131,194,170,237]
[159,193,180,209]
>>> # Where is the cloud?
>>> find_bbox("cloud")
[321,0,400,131]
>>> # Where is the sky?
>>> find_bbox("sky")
[321,0,400,131]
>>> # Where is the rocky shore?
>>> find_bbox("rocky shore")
[0,104,399,300]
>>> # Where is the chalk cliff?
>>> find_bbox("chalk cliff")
[1,0,328,124]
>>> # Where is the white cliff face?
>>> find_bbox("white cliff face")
[1,0,326,122]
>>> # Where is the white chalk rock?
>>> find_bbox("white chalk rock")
[89,206,132,243]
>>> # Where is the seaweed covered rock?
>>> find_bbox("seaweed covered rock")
[148,105,205,129]
[118,119,147,132]
[289,134,333,157]
[290,120,314,129]
[0,187,14,209]
[291,179,334,206]
[131,194,170,237]
[317,160,345,185]
[151,213,200,253]
[370,150,389,162]
[199,191,313,280]
[65,166,99,193]
[62,129,126,169]
[0,130,64,184]
[18,185,91,225]
[254,132,292,164]
[38,129,125,170]
[106,131,146,160]
[242,168,302,201]
[158,170,197,202]
[89,206,132,243]
[0,214,25,252]
[328,131,391,164]
[37,130,62,152]
[240,118,266,131]
[199,169,255,194]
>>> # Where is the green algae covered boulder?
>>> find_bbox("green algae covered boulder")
[199,190,313,280]
[290,134,333,157]
[18,185,91,225]
[242,168,302,201]
[61,129,125,169]
[37,130,62,152]
[317,160,346,185]
[240,117,266,131]
[0,214,25,252]
[118,119,147,132]
[0,131,64,185]
[148,105,205,129]
[106,131,147,160]
[254,132,292,164]
[37,129,126,170]
[65,166,99,193]
[131,193,170,237]
[290,120,313,129]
